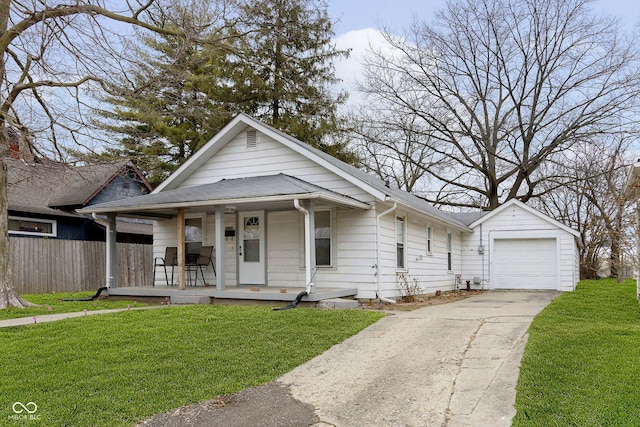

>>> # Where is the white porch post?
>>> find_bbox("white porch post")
[294,199,316,294]
[105,214,117,288]
[215,206,226,291]
[177,208,186,290]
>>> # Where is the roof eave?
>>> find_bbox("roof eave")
[79,192,370,215]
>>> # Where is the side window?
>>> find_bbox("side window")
[447,230,452,271]
[396,216,406,269]
[426,224,432,254]
[9,216,56,237]
[315,210,332,266]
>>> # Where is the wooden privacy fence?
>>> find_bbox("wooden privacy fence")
[9,237,153,294]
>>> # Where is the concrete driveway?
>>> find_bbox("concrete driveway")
[280,290,558,427]
[138,290,558,427]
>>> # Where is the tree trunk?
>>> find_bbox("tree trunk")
[0,157,35,308]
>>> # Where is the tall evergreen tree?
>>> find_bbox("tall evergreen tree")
[97,0,354,184]
[220,0,351,156]
[96,0,233,186]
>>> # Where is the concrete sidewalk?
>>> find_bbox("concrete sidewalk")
[0,305,168,328]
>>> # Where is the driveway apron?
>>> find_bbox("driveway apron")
[277,291,558,427]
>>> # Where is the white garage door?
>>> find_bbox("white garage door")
[492,238,557,290]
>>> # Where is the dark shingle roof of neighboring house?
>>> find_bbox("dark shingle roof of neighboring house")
[7,158,151,217]
[80,173,370,212]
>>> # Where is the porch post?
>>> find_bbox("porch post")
[105,214,117,288]
[177,208,186,290]
[215,206,226,290]
[304,200,317,293]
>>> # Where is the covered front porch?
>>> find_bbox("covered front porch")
[80,174,371,302]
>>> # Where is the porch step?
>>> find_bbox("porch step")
[170,295,211,305]
[317,298,358,309]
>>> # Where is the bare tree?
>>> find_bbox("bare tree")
[0,1,189,309]
[534,138,635,280]
[357,0,640,210]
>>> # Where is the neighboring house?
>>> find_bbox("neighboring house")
[81,114,580,302]
[623,160,640,299]
[8,157,153,243]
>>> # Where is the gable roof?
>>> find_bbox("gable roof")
[468,199,581,238]
[80,173,370,215]
[154,113,470,231]
[8,158,151,217]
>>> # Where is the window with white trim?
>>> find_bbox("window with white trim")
[447,230,452,271]
[396,216,406,269]
[315,210,332,266]
[9,216,57,237]
[426,224,433,255]
[185,214,206,256]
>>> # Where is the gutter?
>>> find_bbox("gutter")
[294,199,315,294]
[375,201,397,304]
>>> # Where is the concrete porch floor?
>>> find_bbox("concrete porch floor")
[106,285,358,303]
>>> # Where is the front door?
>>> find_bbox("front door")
[238,211,266,285]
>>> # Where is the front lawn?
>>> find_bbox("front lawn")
[0,291,152,321]
[0,305,383,426]
[513,278,640,426]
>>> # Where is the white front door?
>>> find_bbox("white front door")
[238,211,266,285]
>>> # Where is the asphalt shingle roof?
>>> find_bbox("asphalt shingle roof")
[447,211,490,226]
[8,158,137,217]
[79,173,367,212]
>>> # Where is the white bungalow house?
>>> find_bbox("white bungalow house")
[80,114,580,303]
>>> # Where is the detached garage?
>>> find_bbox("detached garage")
[458,199,581,292]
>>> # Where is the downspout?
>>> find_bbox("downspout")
[294,199,314,294]
[376,201,397,304]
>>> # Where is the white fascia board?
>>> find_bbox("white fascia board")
[81,192,370,215]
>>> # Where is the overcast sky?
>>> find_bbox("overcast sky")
[328,0,640,107]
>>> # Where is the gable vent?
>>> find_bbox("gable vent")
[246,130,257,149]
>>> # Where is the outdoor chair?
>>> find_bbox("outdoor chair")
[186,246,215,286]
[153,246,178,286]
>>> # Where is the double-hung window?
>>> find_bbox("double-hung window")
[396,216,406,269]
[426,224,433,254]
[315,210,332,266]
[447,230,452,271]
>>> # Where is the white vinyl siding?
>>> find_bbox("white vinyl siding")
[179,130,374,202]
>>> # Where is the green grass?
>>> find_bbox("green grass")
[0,305,383,426]
[513,278,640,426]
[0,292,152,321]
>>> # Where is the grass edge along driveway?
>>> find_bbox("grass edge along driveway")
[514,278,640,426]
[0,305,383,426]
